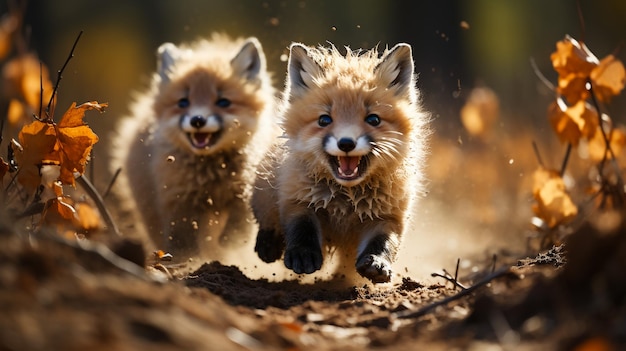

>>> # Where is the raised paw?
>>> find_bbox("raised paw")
[254,229,285,263]
[284,245,323,274]
[356,254,392,283]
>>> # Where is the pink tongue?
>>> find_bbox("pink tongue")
[193,133,210,147]
[339,156,359,175]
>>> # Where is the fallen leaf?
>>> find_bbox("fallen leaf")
[548,98,598,145]
[532,168,578,228]
[12,121,59,191]
[551,36,598,103]
[460,86,499,139]
[73,202,102,233]
[587,124,626,162]
[54,102,105,186]
[590,54,626,103]
[2,54,54,120]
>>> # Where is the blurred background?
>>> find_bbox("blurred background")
[3,0,626,277]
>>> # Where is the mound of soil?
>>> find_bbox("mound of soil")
[1,212,625,350]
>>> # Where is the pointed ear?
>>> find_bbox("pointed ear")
[157,42,179,83]
[375,43,415,96]
[231,37,266,81]
[287,43,323,99]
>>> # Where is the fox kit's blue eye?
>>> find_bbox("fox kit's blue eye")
[216,98,231,108]
[177,98,190,108]
[365,114,381,126]
[318,114,333,127]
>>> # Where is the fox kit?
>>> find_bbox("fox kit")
[111,35,276,260]
[252,43,428,283]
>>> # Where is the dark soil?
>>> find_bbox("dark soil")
[1,210,625,351]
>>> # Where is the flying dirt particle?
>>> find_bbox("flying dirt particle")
[460,20,470,30]
[221,163,226,169]
[331,26,337,31]
[166,155,175,163]
[269,17,279,26]
[191,221,198,230]
[280,54,288,62]
[509,159,514,165]
[207,197,213,206]
[356,24,361,29]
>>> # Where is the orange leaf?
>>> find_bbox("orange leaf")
[551,36,599,104]
[532,168,578,228]
[460,86,499,139]
[73,202,102,232]
[587,124,626,162]
[54,101,105,186]
[590,54,626,103]
[2,54,54,114]
[0,12,18,60]
[12,121,60,191]
[7,98,25,126]
[548,98,598,145]
[551,36,598,78]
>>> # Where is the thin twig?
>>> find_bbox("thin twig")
[529,57,555,92]
[76,174,120,237]
[102,167,122,200]
[587,79,624,191]
[532,141,545,168]
[560,143,572,177]
[431,272,468,291]
[46,30,83,121]
[454,258,460,287]
[576,0,586,44]
[396,266,512,320]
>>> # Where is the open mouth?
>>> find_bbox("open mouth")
[329,155,368,181]
[187,132,220,149]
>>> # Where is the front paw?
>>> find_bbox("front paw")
[284,245,322,274]
[254,229,285,263]
[356,254,392,283]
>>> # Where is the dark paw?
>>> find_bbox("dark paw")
[284,245,323,274]
[254,229,285,263]
[356,254,392,283]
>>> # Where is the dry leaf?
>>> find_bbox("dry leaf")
[2,54,54,120]
[460,86,499,139]
[590,54,626,103]
[587,124,626,162]
[0,12,18,60]
[548,98,598,145]
[7,98,25,125]
[41,182,78,229]
[551,36,598,103]
[54,102,105,186]
[532,168,578,228]
[12,121,59,191]
[73,202,102,232]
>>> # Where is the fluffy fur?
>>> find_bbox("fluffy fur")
[252,42,428,283]
[111,34,277,260]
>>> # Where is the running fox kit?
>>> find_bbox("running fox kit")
[252,42,428,283]
[112,35,276,259]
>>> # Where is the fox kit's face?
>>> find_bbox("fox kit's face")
[153,38,269,155]
[282,44,416,187]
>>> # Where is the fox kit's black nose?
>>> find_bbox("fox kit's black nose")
[337,137,356,152]
[190,115,207,128]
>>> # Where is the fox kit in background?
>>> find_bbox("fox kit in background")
[111,35,276,260]
[252,42,428,283]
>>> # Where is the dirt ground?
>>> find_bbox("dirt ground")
[2,199,625,351]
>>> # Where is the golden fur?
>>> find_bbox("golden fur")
[252,42,428,283]
[111,34,277,260]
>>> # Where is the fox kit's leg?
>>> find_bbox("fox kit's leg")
[355,223,402,283]
[219,199,255,247]
[282,206,323,274]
